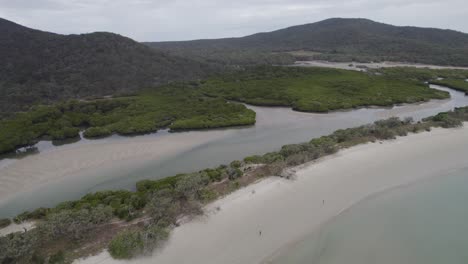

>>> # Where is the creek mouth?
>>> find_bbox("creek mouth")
[0,84,467,218]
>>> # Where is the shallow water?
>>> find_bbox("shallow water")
[0,85,467,217]
[270,167,468,264]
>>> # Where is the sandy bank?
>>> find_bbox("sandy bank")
[0,221,35,237]
[294,60,468,71]
[75,124,468,264]
[0,130,232,206]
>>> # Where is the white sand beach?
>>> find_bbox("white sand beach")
[75,124,468,264]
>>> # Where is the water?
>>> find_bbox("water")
[0,85,467,217]
[270,167,468,264]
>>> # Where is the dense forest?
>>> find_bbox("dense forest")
[199,66,449,112]
[147,18,468,67]
[0,18,215,116]
[0,84,255,154]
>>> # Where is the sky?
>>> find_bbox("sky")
[0,0,467,42]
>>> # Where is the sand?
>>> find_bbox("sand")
[74,124,468,264]
[294,60,468,71]
[0,221,35,237]
[0,130,232,206]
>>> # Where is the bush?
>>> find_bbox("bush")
[49,251,65,264]
[430,113,463,128]
[243,155,263,164]
[109,225,169,259]
[109,229,143,259]
[230,160,242,168]
[174,173,206,200]
[202,168,223,182]
[147,189,180,225]
[83,126,112,138]
[261,152,284,164]
[39,205,113,241]
[226,167,243,180]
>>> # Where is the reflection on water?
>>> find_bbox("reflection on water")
[270,168,468,264]
[0,85,467,217]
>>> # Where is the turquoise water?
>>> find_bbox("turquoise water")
[271,168,468,264]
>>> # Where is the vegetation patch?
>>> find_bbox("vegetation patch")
[430,78,468,94]
[200,66,449,112]
[0,84,255,154]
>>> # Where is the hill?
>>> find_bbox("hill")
[146,18,468,66]
[0,18,214,116]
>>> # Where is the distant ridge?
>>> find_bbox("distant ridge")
[146,18,468,66]
[0,17,212,115]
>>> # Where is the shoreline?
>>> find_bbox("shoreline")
[75,123,468,264]
[0,130,233,208]
[293,60,468,71]
[3,85,466,217]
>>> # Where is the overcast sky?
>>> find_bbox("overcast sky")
[1,0,467,42]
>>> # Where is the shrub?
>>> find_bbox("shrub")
[175,173,205,200]
[83,126,112,138]
[230,160,242,168]
[226,167,243,180]
[261,152,283,164]
[147,189,180,225]
[49,251,65,264]
[109,225,169,259]
[109,229,143,259]
[202,168,223,182]
[430,113,463,128]
[39,205,113,241]
[243,155,263,164]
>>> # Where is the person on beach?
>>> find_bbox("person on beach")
[259,230,262,236]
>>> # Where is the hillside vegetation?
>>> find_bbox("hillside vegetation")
[200,66,449,112]
[147,18,468,66]
[0,18,214,116]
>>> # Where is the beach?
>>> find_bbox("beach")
[75,123,468,264]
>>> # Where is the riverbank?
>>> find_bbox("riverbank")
[0,130,233,208]
[75,123,468,264]
[294,60,468,71]
[3,84,466,218]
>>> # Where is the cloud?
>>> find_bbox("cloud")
[0,0,467,41]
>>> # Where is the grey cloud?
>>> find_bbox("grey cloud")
[0,0,467,41]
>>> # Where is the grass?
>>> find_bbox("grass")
[200,66,450,112]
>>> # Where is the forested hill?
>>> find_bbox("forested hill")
[146,18,468,66]
[0,18,213,115]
